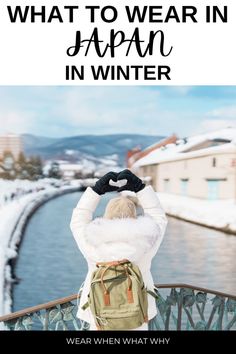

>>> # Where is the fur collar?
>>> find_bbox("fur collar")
[84,216,159,262]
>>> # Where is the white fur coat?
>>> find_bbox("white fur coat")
[85,216,160,263]
[70,186,168,325]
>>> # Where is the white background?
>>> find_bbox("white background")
[0,0,235,85]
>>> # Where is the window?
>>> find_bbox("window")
[207,180,219,200]
[206,178,226,200]
[180,179,189,196]
[212,157,216,168]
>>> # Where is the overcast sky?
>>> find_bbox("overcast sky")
[0,86,236,138]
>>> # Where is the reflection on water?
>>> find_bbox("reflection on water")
[152,217,236,293]
[13,192,236,311]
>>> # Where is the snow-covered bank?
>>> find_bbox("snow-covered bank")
[0,181,80,322]
[158,193,236,234]
[0,178,61,206]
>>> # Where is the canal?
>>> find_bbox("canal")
[13,191,236,311]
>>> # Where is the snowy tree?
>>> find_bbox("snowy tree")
[16,152,28,179]
[0,151,44,180]
[31,156,43,179]
[0,151,16,179]
[48,162,62,179]
[26,156,43,180]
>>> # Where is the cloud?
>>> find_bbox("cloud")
[0,86,161,136]
[206,105,236,119]
[1,86,236,138]
[180,86,236,100]
[195,105,236,133]
[167,86,192,96]
[199,119,236,133]
[51,86,163,134]
[0,109,35,135]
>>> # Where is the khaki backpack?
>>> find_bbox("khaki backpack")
[82,259,149,330]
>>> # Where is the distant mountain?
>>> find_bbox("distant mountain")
[22,134,58,149]
[22,133,165,166]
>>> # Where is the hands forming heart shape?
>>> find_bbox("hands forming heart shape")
[93,170,145,195]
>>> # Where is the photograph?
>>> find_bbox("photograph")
[0,85,235,334]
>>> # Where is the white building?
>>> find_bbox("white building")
[132,128,236,200]
[59,163,84,180]
[0,134,23,160]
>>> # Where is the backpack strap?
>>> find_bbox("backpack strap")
[100,263,134,305]
[126,265,159,301]
[81,282,158,313]
[147,290,159,300]
[81,302,89,311]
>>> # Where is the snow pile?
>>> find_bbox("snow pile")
[158,192,236,234]
[0,178,65,206]
[0,179,80,322]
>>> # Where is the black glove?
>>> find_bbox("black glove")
[117,169,145,193]
[92,172,119,195]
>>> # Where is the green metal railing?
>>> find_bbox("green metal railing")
[0,284,235,330]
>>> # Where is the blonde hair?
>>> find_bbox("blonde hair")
[104,196,137,219]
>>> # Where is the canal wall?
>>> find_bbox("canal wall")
[0,185,80,320]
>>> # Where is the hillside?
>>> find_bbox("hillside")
[22,133,164,167]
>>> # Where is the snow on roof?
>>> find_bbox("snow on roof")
[134,127,236,167]
[184,127,236,145]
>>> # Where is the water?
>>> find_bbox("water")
[13,192,236,311]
